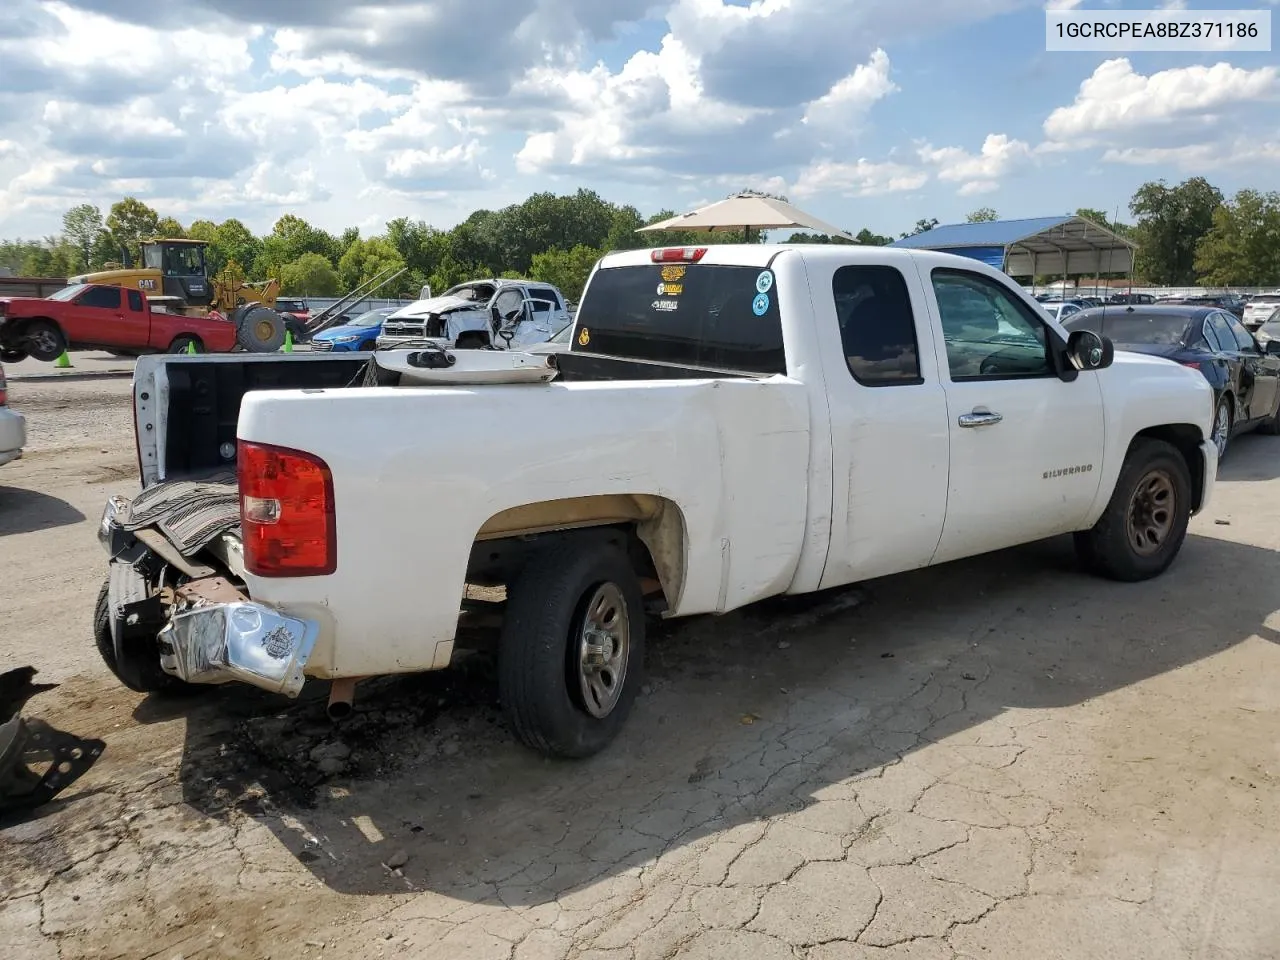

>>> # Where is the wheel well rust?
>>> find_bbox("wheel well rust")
[1129,423,1205,512]
[469,495,687,607]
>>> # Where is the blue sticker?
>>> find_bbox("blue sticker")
[756,270,774,294]
[752,293,770,316]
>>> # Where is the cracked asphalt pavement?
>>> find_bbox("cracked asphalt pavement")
[3,370,1280,959]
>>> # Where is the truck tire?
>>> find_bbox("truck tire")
[167,335,204,354]
[0,349,27,363]
[233,304,286,353]
[24,320,66,362]
[499,535,645,758]
[93,578,197,695]
[1074,438,1192,583]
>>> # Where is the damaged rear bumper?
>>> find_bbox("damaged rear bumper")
[158,596,319,697]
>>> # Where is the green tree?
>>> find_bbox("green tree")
[62,204,104,271]
[256,214,340,277]
[1129,177,1223,285]
[900,217,939,239]
[106,197,160,264]
[965,207,998,223]
[155,216,186,238]
[89,230,122,270]
[530,244,603,301]
[1075,207,1132,237]
[280,252,341,296]
[1194,189,1280,287]
[337,237,406,293]
[854,228,892,246]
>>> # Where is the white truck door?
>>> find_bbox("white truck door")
[814,261,951,589]
[923,265,1105,564]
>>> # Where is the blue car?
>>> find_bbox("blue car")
[310,307,400,352]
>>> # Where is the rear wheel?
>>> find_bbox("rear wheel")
[0,349,27,363]
[499,535,645,758]
[167,335,204,354]
[93,578,197,695]
[1074,438,1192,582]
[24,321,66,362]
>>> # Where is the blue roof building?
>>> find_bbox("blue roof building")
[890,215,1135,277]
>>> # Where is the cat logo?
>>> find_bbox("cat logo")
[578,327,590,346]
[138,279,156,290]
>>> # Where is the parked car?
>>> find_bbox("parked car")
[0,361,25,467]
[1065,305,1280,459]
[1243,293,1280,330]
[310,307,400,352]
[0,283,240,361]
[377,279,572,351]
[1253,310,1280,347]
[93,244,1218,759]
[1106,293,1157,305]
[1042,301,1085,322]
[1161,295,1246,320]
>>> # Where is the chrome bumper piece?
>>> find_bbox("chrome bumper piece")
[158,602,318,697]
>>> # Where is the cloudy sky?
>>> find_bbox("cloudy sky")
[0,0,1276,240]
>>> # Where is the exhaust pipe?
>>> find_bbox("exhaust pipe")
[327,677,358,720]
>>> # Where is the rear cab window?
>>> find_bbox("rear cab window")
[832,265,922,386]
[573,259,785,374]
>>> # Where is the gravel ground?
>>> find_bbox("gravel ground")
[2,370,1280,960]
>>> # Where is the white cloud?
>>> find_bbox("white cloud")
[1102,140,1280,170]
[801,49,897,133]
[792,158,928,199]
[1044,0,1083,8]
[1043,58,1278,144]
[917,133,1034,194]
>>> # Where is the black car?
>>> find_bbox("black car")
[1105,293,1156,305]
[1064,305,1280,459]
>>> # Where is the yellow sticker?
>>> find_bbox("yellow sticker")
[664,282,684,296]
[661,265,686,282]
[578,327,591,346]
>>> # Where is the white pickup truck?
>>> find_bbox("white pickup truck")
[376,278,571,351]
[96,244,1216,758]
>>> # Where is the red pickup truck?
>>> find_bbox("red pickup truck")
[0,283,239,362]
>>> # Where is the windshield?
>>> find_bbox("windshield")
[442,283,494,302]
[573,262,785,374]
[48,284,89,302]
[335,309,390,328]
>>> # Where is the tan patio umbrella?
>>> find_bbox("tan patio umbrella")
[636,193,855,243]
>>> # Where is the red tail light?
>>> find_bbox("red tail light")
[1180,361,1201,370]
[238,440,336,577]
[651,247,707,263]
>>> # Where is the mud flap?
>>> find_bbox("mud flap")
[0,716,105,817]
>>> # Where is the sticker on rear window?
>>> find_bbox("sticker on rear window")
[652,299,679,312]
[661,265,687,282]
[656,282,684,296]
[752,293,770,316]
[578,327,590,346]
[756,270,774,294]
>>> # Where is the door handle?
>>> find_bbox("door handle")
[958,410,1003,428]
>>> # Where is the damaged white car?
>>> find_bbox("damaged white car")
[377,278,571,351]
[95,244,1217,759]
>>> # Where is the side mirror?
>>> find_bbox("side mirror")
[1066,329,1113,372]
[1265,339,1280,356]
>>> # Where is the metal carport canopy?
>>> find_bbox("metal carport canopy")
[889,215,1135,276]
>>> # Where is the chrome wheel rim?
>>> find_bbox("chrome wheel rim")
[1127,469,1176,557]
[1213,401,1230,458]
[576,582,629,719]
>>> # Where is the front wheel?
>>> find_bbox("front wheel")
[24,321,66,362]
[1074,438,1192,582]
[1211,396,1232,459]
[498,535,645,758]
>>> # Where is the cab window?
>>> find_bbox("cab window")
[79,286,121,309]
[127,290,144,311]
[931,269,1052,381]
[831,265,922,386]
